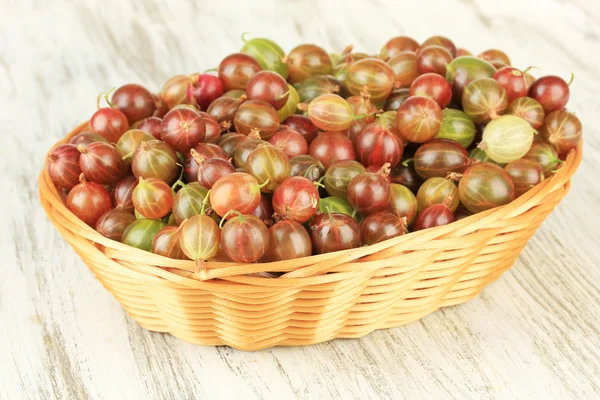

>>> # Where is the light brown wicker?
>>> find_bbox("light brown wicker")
[39,122,582,350]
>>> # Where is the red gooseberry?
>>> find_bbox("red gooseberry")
[95,209,136,242]
[356,123,404,168]
[152,226,188,260]
[416,45,453,75]
[266,220,312,261]
[111,83,156,124]
[161,107,206,153]
[458,162,516,214]
[135,116,163,140]
[347,165,392,215]
[187,73,225,111]
[78,142,126,185]
[413,204,455,231]
[360,211,406,245]
[413,139,469,179]
[396,96,443,143]
[409,73,453,108]
[246,71,289,110]
[282,114,318,143]
[209,172,263,217]
[220,213,270,263]
[493,67,529,104]
[66,174,113,226]
[233,100,280,138]
[310,212,361,254]
[538,109,582,154]
[218,53,262,91]
[113,175,138,213]
[47,144,82,190]
[89,107,129,143]
[272,176,319,223]
[529,75,572,114]
[268,127,308,157]
[380,36,420,60]
[308,131,356,169]
[132,177,174,219]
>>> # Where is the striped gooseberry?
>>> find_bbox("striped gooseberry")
[132,177,174,219]
[479,115,535,163]
[151,226,188,260]
[303,94,355,132]
[360,211,406,245]
[435,108,476,147]
[266,220,312,261]
[220,213,269,263]
[539,109,582,154]
[309,211,361,254]
[396,96,443,143]
[505,97,545,130]
[285,44,332,84]
[308,131,356,169]
[504,159,544,198]
[234,99,280,138]
[413,139,469,179]
[462,78,508,124]
[416,177,460,212]
[95,209,136,242]
[388,183,418,225]
[346,58,396,103]
[458,162,515,214]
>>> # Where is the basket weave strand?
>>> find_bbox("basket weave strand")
[39,122,582,350]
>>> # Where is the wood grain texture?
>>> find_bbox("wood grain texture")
[1,0,599,399]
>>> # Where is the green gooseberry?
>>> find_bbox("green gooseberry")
[122,219,167,252]
[241,34,288,78]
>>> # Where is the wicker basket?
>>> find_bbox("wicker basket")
[39,122,582,350]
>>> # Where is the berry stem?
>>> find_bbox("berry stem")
[171,179,185,190]
[200,190,211,215]
[567,72,575,87]
[401,158,414,167]
[219,210,242,228]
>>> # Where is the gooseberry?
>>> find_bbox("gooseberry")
[413,204,455,231]
[416,177,460,212]
[458,163,515,213]
[539,109,582,154]
[172,182,209,224]
[89,107,129,143]
[113,175,138,213]
[480,115,535,163]
[246,71,289,110]
[131,140,180,184]
[347,166,391,215]
[346,58,396,103]
[209,172,263,217]
[504,159,544,198]
[187,73,224,111]
[360,211,406,245]
[416,45,453,75]
[272,176,319,223]
[111,83,156,124]
[388,183,418,225]
[122,219,167,252]
[241,35,288,78]
[234,100,280,138]
[462,78,508,123]
[246,145,292,192]
[380,36,419,60]
[66,174,113,226]
[220,213,270,263]
[493,67,529,103]
[132,177,174,219]
[478,49,511,69]
[282,114,318,143]
[310,212,361,254]
[47,144,82,190]
[95,209,137,242]
[268,127,308,157]
[505,97,545,130]
[529,75,571,114]
[356,123,404,167]
[387,52,419,88]
[414,139,469,179]
[308,131,356,169]
[151,226,188,259]
[180,215,221,267]
[266,220,312,261]
[285,44,332,83]
[435,108,476,147]
[161,107,206,153]
[395,96,443,143]
[218,53,262,91]
[78,142,126,185]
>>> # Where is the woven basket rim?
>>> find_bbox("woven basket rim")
[39,121,583,285]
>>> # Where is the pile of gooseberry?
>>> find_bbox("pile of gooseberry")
[47,34,582,270]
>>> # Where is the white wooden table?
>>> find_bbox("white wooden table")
[2,0,600,399]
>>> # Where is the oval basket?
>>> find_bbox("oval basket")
[39,122,582,351]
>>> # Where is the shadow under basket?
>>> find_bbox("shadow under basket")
[39,122,582,351]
